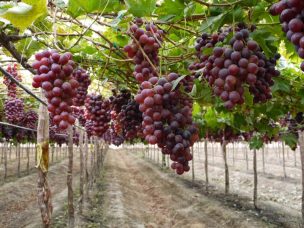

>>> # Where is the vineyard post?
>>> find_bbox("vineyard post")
[0,142,3,164]
[222,140,229,194]
[26,144,30,175]
[212,142,215,164]
[67,126,75,228]
[51,144,54,164]
[17,143,20,177]
[282,141,287,178]
[35,142,37,163]
[4,141,7,179]
[84,133,89,200]
[204,139,209,191]
[90,138,94,189]
[36,99,52,227]
[191,146,195,183]
[262,146,265,174]
[253,148,258,209]
[298,131,304,225]
[79,128,84,215]
[9,142,11,160]
[295,148,297,167]
[245,143,249,171]
[232,142,235,167]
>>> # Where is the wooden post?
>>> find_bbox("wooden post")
[84,133,89,200]
[4,142,7,180]
[282,141,287,178]
[222,141,229,194]
[298,131,304,225]
[36,100,52,227]
[295,148,298,167]
[253,149,258,209]
[51,145,54,164]
[27,144,30,175]
[262,146,265,174]
[17,144,20,177]
[245,144,249,171]
[67,126,74,228]
[232,143,235,167]
[204,139,209,191]
[191,147,195,183]
[79,129,84,214]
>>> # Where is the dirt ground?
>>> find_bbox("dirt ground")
[101,149,276,228]
[0,143,302,227]
[0,153,80,228]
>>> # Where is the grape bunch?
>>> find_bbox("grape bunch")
[72,68,91,106]
[3,64,22,98]
[109,89,132,135]
[135,73,199,175]
[85,120,94,139]
[125,21,198,174]
[189,25,280,109]
[85,94,111,137]
[124,21,164,83]
[22,110,38,129]
[119,99,143,141]
[4,98,24,124]
[270,0,304,71]
[71,106,86,126]
[32,50,78,130]
[103,124,125,146]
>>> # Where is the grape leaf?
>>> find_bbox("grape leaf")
[0,0,47,31]
[124,0,156,17]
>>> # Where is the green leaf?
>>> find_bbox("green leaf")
[157,0,185,21]
[249,135,263,150]
[200,13,225,32]
[0,0,47,31]
[281,133,298,151]
[67,0,119,18]
[172,75,186,91]
[124,0,156,17]
[272,77,291,93]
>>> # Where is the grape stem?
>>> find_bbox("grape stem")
[193,0,243,7]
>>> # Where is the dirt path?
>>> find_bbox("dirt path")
[0,155,80,228]
[102,149,274,228]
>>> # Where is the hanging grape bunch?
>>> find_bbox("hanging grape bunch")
[119,99,143,141]
[270,0,304,71]
[71,106,86,126]
[5,98,24,124]
[85,94,111,137]
[3,64,22,98]
[109,89,131,135]
[134,73,199,175]
[22,110,38,129]
[189,24,280,109]
[72,68,91,106]
[124,19,164,83]
[31,50,79,130]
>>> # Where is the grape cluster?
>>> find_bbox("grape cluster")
[4,98,24,124]
[22,110,38,129]
[71,106,86,126]
[32,50,78,130]
[85,94,111,137]
[109,89,132,135]
[119,99,143,141]
[125,21,198,174]
[135,73,199,175]
[85,120,94,139]
[72,68,91,106]
[103,124,125,146]
[124,22,163,83]
[270,0,304,71]
[190,26,280,109]
[3,64,22,98]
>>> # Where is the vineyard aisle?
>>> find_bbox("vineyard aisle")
[101,149,273,228]
[0,155,80,228]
